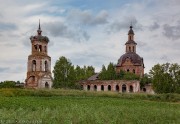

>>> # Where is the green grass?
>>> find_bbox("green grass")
[0,89,179,124]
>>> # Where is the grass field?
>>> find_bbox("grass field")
[0,89,179,124]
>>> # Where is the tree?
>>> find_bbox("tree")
[149,63,180,93]
[99,65,107,80]
[53,56,75,88]
[106,62,116,80]
[53,56,95,89]
[140,73,152,88]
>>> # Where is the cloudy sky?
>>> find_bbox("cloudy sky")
[0,0,180,82]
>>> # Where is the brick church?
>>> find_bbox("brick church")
[25,21,53,88]
[81,26,144,93]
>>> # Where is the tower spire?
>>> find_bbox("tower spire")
[38,19,41,30]
[37,19,42,35]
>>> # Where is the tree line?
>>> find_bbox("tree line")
[53,56,95,88]
[99,62,139,80]
[141,63,180,93]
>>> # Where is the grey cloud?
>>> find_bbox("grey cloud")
[0,67,10,73]
[137,41,147,47]
[44,21,90,42]
[106,16,142,34]
[163,24,180,40]
[149,22,160,31]
[160,55,170,62]
[67,9,109,26]
[0,22,17,31]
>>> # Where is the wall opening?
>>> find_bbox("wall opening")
[101,85,104,91]
[133,69,135,74]
[45,61,48,72]
[127,69,130,72]
[34,45,37,51]
[108,85,111,91]
[122,84,126,92]
[129,85,133,92]
[94,85,97,91]
[45,82,49,88]
[116,85,119,91]
[87,85,90,91]
[39,45,42,52]
[32,60,36,71]
[129,47,131,52]
[143,88,146,92]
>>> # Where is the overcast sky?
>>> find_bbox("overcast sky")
[0,0,180,82]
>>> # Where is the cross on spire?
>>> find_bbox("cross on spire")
[37,19,42,35]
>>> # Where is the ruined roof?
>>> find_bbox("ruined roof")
[30,35,49,43]
[30,20,49,43]
[87,73,100,81]
[117,52,144,67]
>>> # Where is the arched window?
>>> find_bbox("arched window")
[101,85,104,91]
[94,85,97,91]
[129,85,133,92]
[45,82,49,88]
[143,88,146,92]
[108,85,111,91]
[45,61,48,72]
[30,76,35,82]
[87,85,90,91]
[32,60,36,71]
[39,45,42,52]
[122,84,126,92]
[129,47,131,52]
[133,69,135,74]
[116,85,119,92]
[127,69,130,72]
[34,45,37,51]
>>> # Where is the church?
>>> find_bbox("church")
[25,21,53,88]
[81,26,144,93]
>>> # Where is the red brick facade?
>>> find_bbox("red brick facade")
[25,22,53,88]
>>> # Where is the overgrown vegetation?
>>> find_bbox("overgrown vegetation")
[0,89,179,102]
[149,63,180,93]
[0,89,179,123]
[53,56,95,88]
[0,81,23,88]
[99,63,139,80]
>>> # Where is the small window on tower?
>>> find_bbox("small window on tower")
[133,46,135,52]
[39,45,42,52]
[34,45,37,50]
[129,47,131,52]
[130,36,131,40]
[45,46,47,52]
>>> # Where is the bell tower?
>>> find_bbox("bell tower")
[125,25,137,53]
[25,20,53,88]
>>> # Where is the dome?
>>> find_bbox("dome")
[117,52,144,66]
[125,40,137,45]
